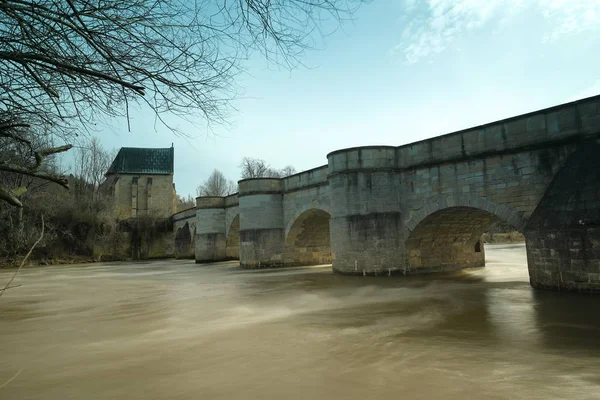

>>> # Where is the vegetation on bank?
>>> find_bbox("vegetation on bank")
[0,137,113,267]
[482,221,525,244]
[0,137,189,268]
[482,232,525,244]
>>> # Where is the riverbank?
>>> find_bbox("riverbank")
[482,231,525,244]
[0,255,97,270]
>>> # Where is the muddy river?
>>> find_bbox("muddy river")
[1,244,600,399]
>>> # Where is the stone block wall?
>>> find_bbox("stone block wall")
[405,207,495,273]
[283,209,331,266]
[238,179,285,267]
[283,184,330,237]
[327,147,404,275]
[400,146,576,225]
[226,215,240,259]
[113,174,175,219]
[195,197,228,263]
[525,142,600,292]
[94,219,174,261]
[224,196,240,260]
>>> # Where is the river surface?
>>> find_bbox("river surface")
[2,244,600,399]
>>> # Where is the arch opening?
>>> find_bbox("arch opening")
[175,222,194,259]
[284,209,331,266]
[225,214,240,260]
[406,206,519,273]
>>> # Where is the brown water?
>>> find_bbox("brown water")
[1,244,600,400]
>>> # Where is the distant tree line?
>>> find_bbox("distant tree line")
[239,157,296,179]
[196,157,297,197]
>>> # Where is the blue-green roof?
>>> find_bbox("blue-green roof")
[106,147,174,175]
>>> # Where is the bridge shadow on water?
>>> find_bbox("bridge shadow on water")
[123,254,600,358]
[531,290,600,353]
[230,255,600,358]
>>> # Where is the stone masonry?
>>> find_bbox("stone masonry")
[104,147,177,219]
[192,95,600,293]
[173,208,196,259]
[98,146,177,260]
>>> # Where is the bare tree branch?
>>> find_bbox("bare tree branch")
[1,0,366,133]
[239,157,270,178]
[0,368,24,389]
[0,186,23,207]
[0,0,367,206]
[239,157,296,178]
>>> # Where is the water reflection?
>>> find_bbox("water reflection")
[532,290,600,355]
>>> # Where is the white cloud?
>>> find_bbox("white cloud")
[393,0,600,64]
[540,0,600,41]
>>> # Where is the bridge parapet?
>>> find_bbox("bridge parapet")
[196,196,226,209]
[396,95,600,170]
[283,166,328,192]
[224,193,239,207]
[327,146,397,176]
[172,207,196,222]
[238,178,282,196]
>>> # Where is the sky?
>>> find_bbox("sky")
[70,0,600,198]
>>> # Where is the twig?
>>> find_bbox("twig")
[0,285,22,292]
[0,215,44,299]
[0,368,24,389]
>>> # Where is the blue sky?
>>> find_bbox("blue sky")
[71,0,600,198]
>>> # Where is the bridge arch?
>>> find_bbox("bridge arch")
[174,222,195,259]
[403,195,526,273]
[225,210,238,239]
[284,202,331,238]
[225,214,240,260]
[404,194,525,236]
[284,208,332,266]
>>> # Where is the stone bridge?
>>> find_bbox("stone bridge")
[190,95,600,293]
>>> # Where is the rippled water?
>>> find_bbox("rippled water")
[2,244,600,399]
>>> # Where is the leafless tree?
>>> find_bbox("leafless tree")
[176,194,196,212]
[240,157,270,179]
[72,137,115,199]
[265,168,282,178]
[280,165,297,177]
[197,169,236,197]
[0,0,367,207]
[0,118,71,206]
[240,157,296,178]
